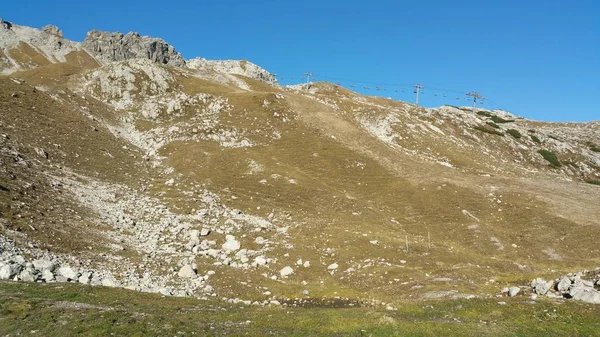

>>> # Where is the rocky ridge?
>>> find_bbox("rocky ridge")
[0,19,276,84]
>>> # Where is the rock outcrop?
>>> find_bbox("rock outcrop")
[82,30,186,67]
[187,58,277,84]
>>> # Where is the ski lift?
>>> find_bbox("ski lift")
[401,88,405,92]
[394,89,399,92]
[383,88,387,91]
[434,93,438,96]
[376,86,381,91]
[363,86,370,90]
[349,84,356,88]
[456,96,460,100]
[443,94,447,97]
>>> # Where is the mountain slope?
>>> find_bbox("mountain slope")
[1,19,600,323]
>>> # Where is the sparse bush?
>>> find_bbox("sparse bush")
[477,111,492,117]
[486,121,500,129]
[586,179,600,185]
[444,104,460,109]
[528,129,536,133]
[506,129,522,138]
[473,125,504,136]
[538,149,562,168]
[530,135,541,144]
[490,115,514,123]
[590,145,600,152]
[548,135,561,141]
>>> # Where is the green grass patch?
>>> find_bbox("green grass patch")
[506,129,522,139]
[473,125,504,136]
[2,281,600,336]
[586,179,600,185]
[486,121,500,129]
[538,149,562,168]
[530,135,541,144]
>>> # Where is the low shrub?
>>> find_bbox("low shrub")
[506,129,522,139]
[473,125,504,136]
[490,115,514,123]
[530,135,541,144]
[477,111,492,117]
[586,179,600,185]
[486,122,500,129]
[538,149,562,168]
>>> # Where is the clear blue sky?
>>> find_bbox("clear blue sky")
[2,0,598,121]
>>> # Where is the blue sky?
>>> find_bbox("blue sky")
[2,0,598,121]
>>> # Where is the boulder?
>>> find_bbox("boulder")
[222,235,240,252]
[0,263,22,280]
[556,276,572,292]
[570,286,600,304]
[508,286,521,297]
[41,269,55,282]
[328,263,339,270]
[178,265,197,278]
[57,266,79,280]
[530,278,550,295]
[78,272,92,285]
[280,266,294,277]
[32,259,56,272]
[254,256,267,266]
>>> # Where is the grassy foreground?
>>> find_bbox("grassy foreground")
[1,281,600,336]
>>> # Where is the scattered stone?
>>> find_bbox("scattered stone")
[178,265,197,278]
[222,235,241,252]
[328,263,339,270]
[530,278,550,295]
[280,266,294,277]
[508,287,520,297]
[57,266,79,281]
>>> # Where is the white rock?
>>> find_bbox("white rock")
[296,259,303,266]
[328,263,339,270]
[303,261,310,268]
[0,264,19,280]
[508,287,521,297]
[178,265,197,278]
[78,272,91,285]
[32,259,56,272]
[280,266,294,277]
[200,228,211,236]
[58,266,79,280]
[41,269,55,282]
[222,235,241,252]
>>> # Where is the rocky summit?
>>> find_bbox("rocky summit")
[1,19,600,335]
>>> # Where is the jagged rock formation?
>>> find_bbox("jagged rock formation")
[0,19,277,84]
[82,30,186,67]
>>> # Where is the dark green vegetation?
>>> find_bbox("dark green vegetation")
[474,125,504,136]
[490,115,515,124]
[486,121,500,129]
[586,179,600,186]
[531,135,542,144]
[477,110,514,123]
[2,281,600,336]
[538,150,562,168]
[506,129,522,139]
[587,142,600,153]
